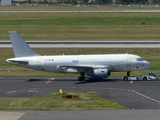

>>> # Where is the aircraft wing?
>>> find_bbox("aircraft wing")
[59,65,93,71]
[59,65,108,72]
[60,65,92,69]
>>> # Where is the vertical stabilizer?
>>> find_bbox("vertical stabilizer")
[8,31,39,58]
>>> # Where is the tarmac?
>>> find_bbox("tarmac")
[1,77,160,109]
[1,110,160,120]
[1,77,160,120]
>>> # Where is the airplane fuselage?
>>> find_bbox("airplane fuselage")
[7,54,150,76]
[6,31,150,81]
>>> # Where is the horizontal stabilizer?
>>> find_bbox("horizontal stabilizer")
[7,59,28,65]
[8,31,39,58]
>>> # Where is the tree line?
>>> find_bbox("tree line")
[12,0,160,5]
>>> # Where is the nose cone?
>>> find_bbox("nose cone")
[144,61,150,69]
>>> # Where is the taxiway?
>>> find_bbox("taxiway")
[1,77,160,120]
[0,77,160,109]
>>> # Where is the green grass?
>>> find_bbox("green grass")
[1,48,160,77]
[0,12,160,40]
[0,92,128,110]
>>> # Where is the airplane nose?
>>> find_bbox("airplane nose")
[144,61,150,69]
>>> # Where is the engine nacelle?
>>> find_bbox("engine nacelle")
[87,68,110,78]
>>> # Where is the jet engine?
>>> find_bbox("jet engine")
[87,68,110,78]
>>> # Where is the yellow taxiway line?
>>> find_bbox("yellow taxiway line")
[46,78,55,84]
[130,81,134,84]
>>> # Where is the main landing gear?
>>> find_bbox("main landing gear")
[123,71,130,81]
[78,72,85,82]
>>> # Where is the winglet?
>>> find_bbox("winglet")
[8,31,40,58]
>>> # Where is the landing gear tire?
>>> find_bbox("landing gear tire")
[123,76,128,81]
[78,76,85,82]
[78,72,86,82]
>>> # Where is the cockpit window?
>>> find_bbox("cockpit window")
[137,58,144,61]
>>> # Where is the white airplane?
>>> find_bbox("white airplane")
[6,31,150,81]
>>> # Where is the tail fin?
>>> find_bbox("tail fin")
[8,31,39,58]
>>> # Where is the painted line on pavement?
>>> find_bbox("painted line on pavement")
[46,78,55,84]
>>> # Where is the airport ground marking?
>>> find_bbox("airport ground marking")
[46,78,55,84]
[112,88,160,104]
[132,90,160,103]
[6,91,14,94]
[130,81,134,84]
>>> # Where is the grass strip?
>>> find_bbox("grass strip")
[0,12,159,40]
[0,92,128,110]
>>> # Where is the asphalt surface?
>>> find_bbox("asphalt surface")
[1,77,160,120]
[1,76,160,109]
[1,110,160,120]
[1,41,160,48]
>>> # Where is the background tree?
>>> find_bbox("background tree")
[133,0,148,4]
[79,0,88,4]
[27,0,32,4]
[95,0,112,4]
[43,0,48,4]
[152,0,160,4]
